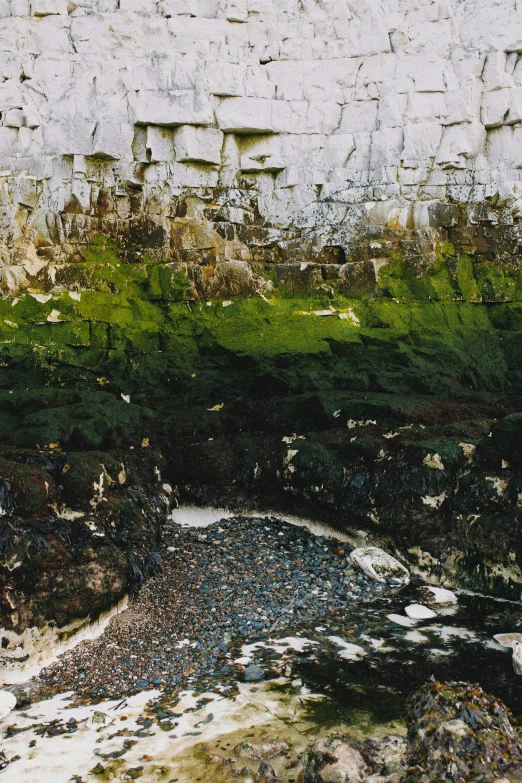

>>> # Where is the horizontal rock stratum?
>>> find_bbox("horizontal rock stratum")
[1,0,522,283]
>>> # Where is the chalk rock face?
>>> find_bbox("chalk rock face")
[0,0,521,283]
[350,547,410,586]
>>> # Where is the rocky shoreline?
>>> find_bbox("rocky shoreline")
[1,513,522,782]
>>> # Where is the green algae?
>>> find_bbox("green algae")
[1,236,522,601]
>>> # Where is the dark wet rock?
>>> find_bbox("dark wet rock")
[0,394,175,652]
[477,412,522,469]
[403,680,522,782]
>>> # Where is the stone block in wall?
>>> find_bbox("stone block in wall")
[270,100,307,134]
[275,263,322,290]
[339,101,378,134]
[513,126,522,169]
[506,88,522,125]
[195,260,258,299]
[239,134,285,172]
[377,94,403,129]
[443,89,478,126]
[276,166,302,188]
[42,121,96,156]
[402,123,443,168]
[73,154,87,178]
[159,0,219,16]
[205,60,246,97]
[427,202,459,228]
[4,108,24,128]
[147,125,175,162]
[170,161,219,187]
[0,83,24,113]
[12,0,30,14]
[216,97,273,133]
[222,0,247,22]
[482,51,513,92]
[32,0,68,14]
[92,122,134,160]
[436,122,486,170]
[338,260,380,295]
[132,90,214,127]
[481,89,511,129]
[119,0,158,12]
[370,128,403,169]
[70,179,91,211]
[406,92,447,124]
[23,108,40,129]
[167,15,228,44]
[132,126,148,162]
[173,125,223,164]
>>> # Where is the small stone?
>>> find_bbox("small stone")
[405,604,437,620]
[243,665,265,682]
[420,586,458,606]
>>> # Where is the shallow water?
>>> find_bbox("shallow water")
[1,506,521,781]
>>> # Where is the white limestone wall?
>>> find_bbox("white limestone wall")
[1,0,522,257]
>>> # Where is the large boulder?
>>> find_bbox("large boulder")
[404,680,522,782]
[349,547,410,586]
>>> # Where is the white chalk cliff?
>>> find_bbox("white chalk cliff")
[1,0,522,283]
